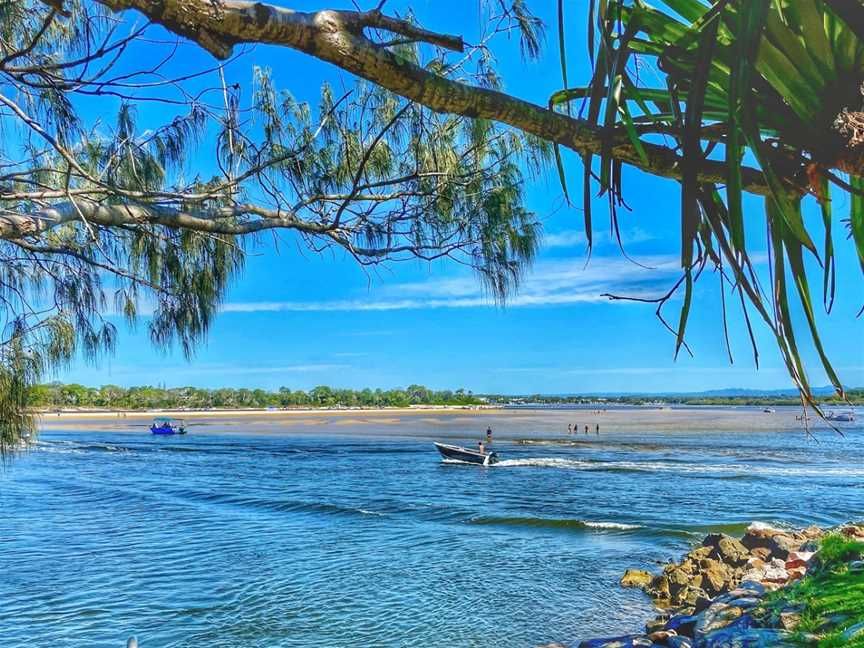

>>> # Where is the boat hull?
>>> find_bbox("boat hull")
[150,426,186,435]
[434,442,498,465]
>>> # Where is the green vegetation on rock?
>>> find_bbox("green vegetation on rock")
[762,534,864,647]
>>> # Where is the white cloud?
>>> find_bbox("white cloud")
[222,255,682,314]
[542,226,656,249]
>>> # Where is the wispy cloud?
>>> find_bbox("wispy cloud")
[542,227,656,249]
[496,366,786,375]
[222,255,682,314]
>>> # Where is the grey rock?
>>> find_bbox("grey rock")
[665,615,699,637]
[698,627,794,647]
[723,597,761,610]
[734,582,766,597]
[668,638,693,648]
[694,605,750,638]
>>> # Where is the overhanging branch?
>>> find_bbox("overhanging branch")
[86,0,772,196]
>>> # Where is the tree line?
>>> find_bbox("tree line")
[27,383,482,410]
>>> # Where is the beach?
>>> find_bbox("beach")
[37,404,848,435]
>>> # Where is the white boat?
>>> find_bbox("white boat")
[826,411,856,422]
[434,442,499,466]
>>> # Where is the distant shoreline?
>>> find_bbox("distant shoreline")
[34,404,503,420]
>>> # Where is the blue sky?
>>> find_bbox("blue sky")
[57,0,863,393]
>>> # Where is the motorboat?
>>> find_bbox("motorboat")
[150,418,187,435]
[434,442,499,466]
[826,410,856,422]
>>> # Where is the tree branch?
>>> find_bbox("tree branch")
[88,0,772,196]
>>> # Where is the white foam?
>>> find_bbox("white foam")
[582,521,642,530]
[493,456,864,478]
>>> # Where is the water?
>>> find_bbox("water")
[1,410,862,648]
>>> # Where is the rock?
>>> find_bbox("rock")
[770,535,800,560]
[681,586,709,607]
[714,537,751,567]
[699,560,732,595]
[699,627,792,647]
[694,603,746,637]
[784,549,813,571]
[729,581,765,597]
[799,540,819,553]
[694,595,714,614]
[801,525,823,539]
[646,617,668,634]
[850,560,864,572]
[667,638,692,648]
[622,569,654,588]
[841,525,864,539]
[740,527,800,560]
[577,635,653,648]
[786,567,805,582]
[739,568,766,584]
[679,559,698,575]
[750,547,771,561]
[668,568,691,593]
[761,560,788,584]
[778,611,801,631]
[689,546,713,562]
[842,621,864,642]
[665,614,699,637]
[652,575,672,599]
[787,550,814,565]
[648,629,677,644]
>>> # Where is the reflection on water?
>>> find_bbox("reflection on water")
[1,416,862,647]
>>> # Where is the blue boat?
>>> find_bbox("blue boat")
[150,418,187,435]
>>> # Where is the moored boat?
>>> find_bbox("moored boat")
[434,442,499,466]
[150,418,187,435]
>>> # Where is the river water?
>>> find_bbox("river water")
[1,408,862,647]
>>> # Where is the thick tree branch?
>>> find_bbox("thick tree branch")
[0,200,324,239]
[89,0,772,196]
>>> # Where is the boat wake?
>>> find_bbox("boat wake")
[493,456,864,478]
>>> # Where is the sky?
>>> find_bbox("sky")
[56,0,864,394]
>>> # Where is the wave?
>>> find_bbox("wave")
[468,515,643,533]
[464,515,791,541]
[179,490,390,519]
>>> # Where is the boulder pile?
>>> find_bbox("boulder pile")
[621,523,824,609]
[568,522,864,648]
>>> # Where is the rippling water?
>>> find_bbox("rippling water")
[1,409,862,647]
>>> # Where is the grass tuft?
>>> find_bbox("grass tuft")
[760,534,864,647]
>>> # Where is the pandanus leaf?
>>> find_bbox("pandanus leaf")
[852,175,864,275]
[681,8,722,270]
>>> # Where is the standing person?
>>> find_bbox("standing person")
[478,439,485,455]
[584,424,589,435]
[596,423,600,435]
[486,427,493,444]
[567,423,572,435]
